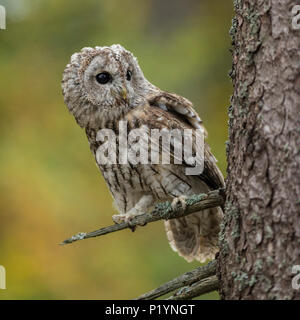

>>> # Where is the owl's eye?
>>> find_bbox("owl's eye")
[126,70,132,81]
[95,72,112,84]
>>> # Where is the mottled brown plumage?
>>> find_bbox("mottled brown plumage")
[62,44,224,262]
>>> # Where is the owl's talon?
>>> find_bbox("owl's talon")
[112,214,137,231]
[112,214,127,224]
[171,195,188,212]
[127,219,137,232]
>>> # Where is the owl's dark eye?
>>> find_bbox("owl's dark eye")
[95,72,112,84]
[126,70,132,81]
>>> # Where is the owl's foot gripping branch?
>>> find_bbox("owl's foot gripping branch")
[60,189,225,245]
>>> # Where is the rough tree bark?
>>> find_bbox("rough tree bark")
[217,0,300,299]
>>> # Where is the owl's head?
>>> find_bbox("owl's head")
[62,44,157,128]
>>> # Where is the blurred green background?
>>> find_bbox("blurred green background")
[0,0,233,299]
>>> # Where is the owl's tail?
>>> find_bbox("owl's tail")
[164,206,223,263]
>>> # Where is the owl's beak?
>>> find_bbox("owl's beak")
[111,87,128,104]
[121,87,127,102]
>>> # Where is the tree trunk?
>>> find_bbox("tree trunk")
[217,0,300,299]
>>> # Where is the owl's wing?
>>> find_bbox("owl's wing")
[146,91,225,190]
[148,92,206,133]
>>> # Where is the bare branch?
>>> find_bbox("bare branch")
[167,275,219,300]
[135,260,217,300]
[61,189,224,245]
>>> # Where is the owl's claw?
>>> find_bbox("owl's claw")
[112,214,137,231]
[171,195,188,212]
[112,214,127,224]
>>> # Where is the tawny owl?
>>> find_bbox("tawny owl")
[62,44,224,263]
